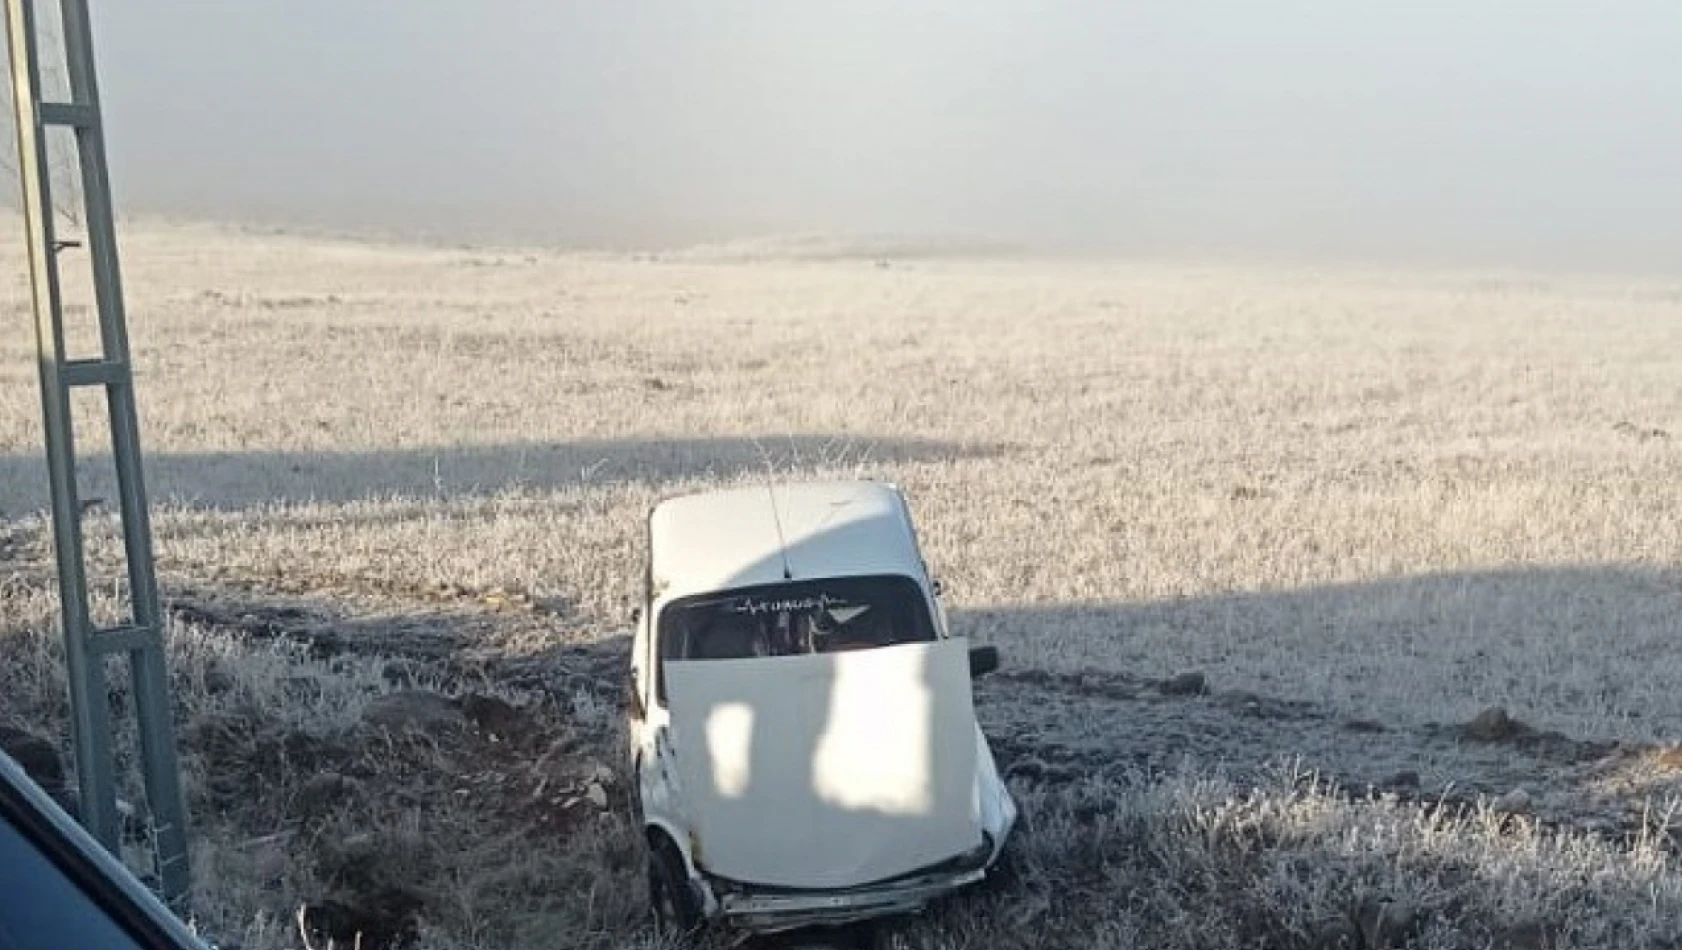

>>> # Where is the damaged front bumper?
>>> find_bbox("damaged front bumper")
[720,868,986,933]
[702,837,995,934]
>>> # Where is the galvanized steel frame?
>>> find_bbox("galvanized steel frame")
[3,0,190,904]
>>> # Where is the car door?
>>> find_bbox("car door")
[631,570,685,841]
[0,752,209,950]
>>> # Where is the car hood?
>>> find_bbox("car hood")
[664,639,984,890]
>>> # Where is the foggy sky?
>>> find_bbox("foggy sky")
[58,2,1682,270]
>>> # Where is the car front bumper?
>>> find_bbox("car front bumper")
[701,834,998,934]
[718,867,987,933]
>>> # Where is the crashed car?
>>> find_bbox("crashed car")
[625,478,1017,938]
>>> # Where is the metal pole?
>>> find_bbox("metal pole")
[4,0,190,904]
[56,0,190,898]
[3,0,119,851]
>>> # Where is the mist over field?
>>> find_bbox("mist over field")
[62,0,1682,273]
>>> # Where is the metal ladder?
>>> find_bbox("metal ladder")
[3,0,190,904]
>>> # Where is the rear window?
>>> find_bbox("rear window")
[656,575,935,697]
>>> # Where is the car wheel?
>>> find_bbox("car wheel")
[647,836,705,940]
[982,839,1023,892]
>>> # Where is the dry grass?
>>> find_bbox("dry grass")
[2,216,1681,947]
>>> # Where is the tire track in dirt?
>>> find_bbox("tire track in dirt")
[151,585,1682,949]
[159,584,1682,854]
[977,668,1682,850]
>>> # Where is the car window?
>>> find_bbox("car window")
[655,574,936,700]
[0,809,151,950]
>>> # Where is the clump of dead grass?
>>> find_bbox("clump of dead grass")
[921,764,1681,949]
[1,583,652,950]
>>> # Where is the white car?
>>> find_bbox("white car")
[626,479,1017,939]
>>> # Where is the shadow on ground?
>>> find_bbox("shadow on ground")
[153,562,1682,833]
[12,553,1680,948]
[938,565,1682,878]
[955,563,1682,742]
[0,433,1006,513]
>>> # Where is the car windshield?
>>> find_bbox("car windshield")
[658,574,935,663]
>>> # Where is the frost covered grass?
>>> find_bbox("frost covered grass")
[2,219,1681,946]
[931,766,1682,950]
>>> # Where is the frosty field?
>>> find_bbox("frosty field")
[2,218,1681,949]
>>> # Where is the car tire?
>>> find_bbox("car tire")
[982,839,1023,891]
[647,835,705,941]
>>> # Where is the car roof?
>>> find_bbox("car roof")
[649,479,927,602]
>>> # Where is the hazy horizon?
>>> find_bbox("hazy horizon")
[7,1,1682,273]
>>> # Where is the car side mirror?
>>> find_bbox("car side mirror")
[969,644,999,678]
